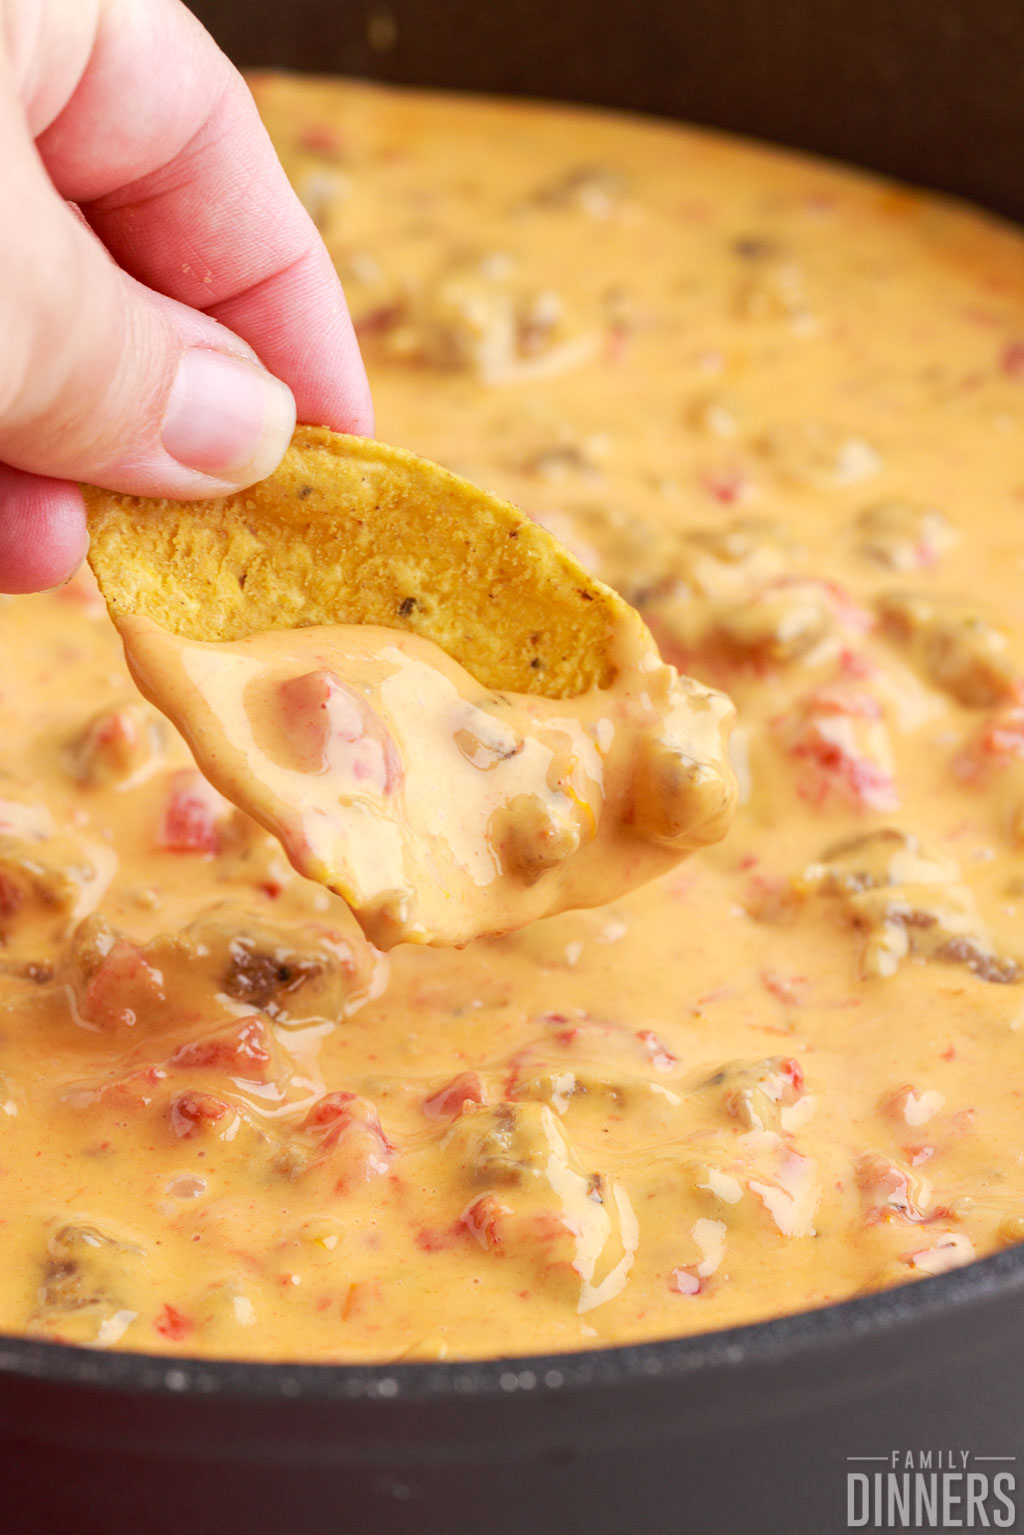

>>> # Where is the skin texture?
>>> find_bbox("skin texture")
[0,0,373,593]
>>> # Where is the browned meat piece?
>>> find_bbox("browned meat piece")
[878,591,1018,707]
[804,829,1020,981]
[854,499,957,572]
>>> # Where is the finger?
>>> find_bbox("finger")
[32,0,373,436]
[0,63,296,498]
[0,466,88,595]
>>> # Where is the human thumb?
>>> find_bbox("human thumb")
[0,140,296,499]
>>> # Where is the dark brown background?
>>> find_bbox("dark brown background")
[186,0,1023,221]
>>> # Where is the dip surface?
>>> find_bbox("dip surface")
[3,77,1024,1360]
[116,609,734,949]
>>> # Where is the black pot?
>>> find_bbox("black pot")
[6,4,1024,1531]
[1,1247,1023,1533]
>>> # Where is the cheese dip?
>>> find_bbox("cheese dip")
[116,606,734,949]
[2,77,1024,1360]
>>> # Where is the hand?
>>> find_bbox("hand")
[0,0,373,593]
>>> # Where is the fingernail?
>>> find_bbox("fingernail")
[162,349,296,484]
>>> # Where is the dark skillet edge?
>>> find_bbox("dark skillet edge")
[1,1240,1022,1404]
[3,0,1020,1435]
[189,0,1024,227]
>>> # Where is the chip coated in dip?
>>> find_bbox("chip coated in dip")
[117,611,736,948]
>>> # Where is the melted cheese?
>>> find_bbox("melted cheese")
[116,612,734,948]
[2,77,1024,1361]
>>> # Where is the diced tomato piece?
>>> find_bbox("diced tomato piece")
[879,1083,917,1124]
[838,648,875,679]
[807,578,871,634]
[800,684,882,720]
[1000,339,1024,378]
[701,466,750,505]
[779,685,896,811]
[778,1057,805,1095]
[856,1151,907,1199]
[422,1071,487,1120]
[154,1304,194,1341]
[276,670,402,791]
[172,1018,273,1079]
[840,754,896,806]
[460,1194,509,1250]
[302,1090,358,1132]
[501,1050,530,1098]
[94,712,135,748]
[854,1151,924,1224]
[80,941,165,1032]
[299,1091,393,1183]
[159,770,225,853]
[956,703,1024,782]
[879,1083,947,1131]
[636,1029,677,1070]
[170,1090,233,1137]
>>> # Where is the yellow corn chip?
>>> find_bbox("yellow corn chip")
[83,427,624,697]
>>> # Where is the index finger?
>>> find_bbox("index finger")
[33,0,372,435]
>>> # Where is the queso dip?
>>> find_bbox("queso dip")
[3,77,1024,1360]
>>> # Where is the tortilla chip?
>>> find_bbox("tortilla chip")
[83,427,625,697]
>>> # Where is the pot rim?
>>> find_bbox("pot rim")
[2,1239,1022,1404]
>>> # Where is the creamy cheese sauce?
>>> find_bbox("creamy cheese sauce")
[117,612,734,948]
[3,77,1024,1360]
